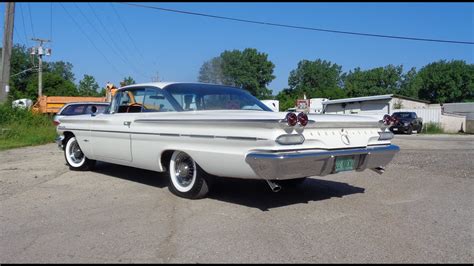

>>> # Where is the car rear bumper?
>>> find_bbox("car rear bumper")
[390,125,410,132]
[245,144,400,180]
[55,135,65,150]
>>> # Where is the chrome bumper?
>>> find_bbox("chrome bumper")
[245,144,399,180]
[55,135,65,150]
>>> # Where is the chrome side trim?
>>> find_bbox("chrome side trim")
[245,144,400,180]
[307,121,384,129]
[135,118,283,123]
[60,128,267,141]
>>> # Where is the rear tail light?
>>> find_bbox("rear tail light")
[53,121,60,126]
[390,116,399,124]
[382,114,392,125]
[297,112,308,126]
[286,112,297,126]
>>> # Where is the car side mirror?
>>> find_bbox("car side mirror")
[91,105,98,116]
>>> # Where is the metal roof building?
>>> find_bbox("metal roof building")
[322,94,430,116]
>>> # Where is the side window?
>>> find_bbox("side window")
[111,88,146,113]
[143,88,176,112]
[85,105,107,114]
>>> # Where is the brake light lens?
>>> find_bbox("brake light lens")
[297,112,308,126]
[382,114,391,125]
[53,120,60,126]
[286,112,298,126]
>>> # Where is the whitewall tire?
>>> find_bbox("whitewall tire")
[64,136,95,171]
[168,151,210,199]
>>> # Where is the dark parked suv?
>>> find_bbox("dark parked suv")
[389,112,423,135]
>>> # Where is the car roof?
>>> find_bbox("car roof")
[119,82,232,91]
[63,102,109,106]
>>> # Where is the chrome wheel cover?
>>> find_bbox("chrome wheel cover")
[170,151,197,193]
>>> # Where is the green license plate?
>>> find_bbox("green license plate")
[335,157,355,172]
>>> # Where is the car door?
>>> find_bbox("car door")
[90,88,146,162]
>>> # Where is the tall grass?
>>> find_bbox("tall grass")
[0,104,56,150]
[421,122,444,134]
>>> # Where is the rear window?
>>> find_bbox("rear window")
[393,112,412,119]
[60,104,108,115]
[61,105,86,115]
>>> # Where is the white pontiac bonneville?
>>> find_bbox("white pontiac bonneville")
[56,82,399,199]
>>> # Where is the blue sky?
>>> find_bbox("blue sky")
[1,2,473,94]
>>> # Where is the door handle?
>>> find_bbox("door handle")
[123,121,131,126]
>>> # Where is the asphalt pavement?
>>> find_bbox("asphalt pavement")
[0,134,472,263]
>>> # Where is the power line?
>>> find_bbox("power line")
[59,3,124,77]
[26,3,35,38]
[119,2,474,45]
[110,3,159,74]
[13,15,26,45]
[85,3,150,79]
[18,3,30,46]
[18,4,30,46]
[73,3,141,77]
[50,2,53,42]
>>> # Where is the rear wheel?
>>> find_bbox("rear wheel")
[64,136,95,171]
[168,151,210,199]
[406,125,413,135]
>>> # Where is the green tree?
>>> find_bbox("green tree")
[26,72,78,97]
[2,44,80,101]
[415,60,474,103]
[198,57,224,84]
[342,65,403,97]
[398,67,419,98]
[220,48,275,99]
[276,88,298,111]
[45,61,75,82]
[4,45,36,101]
[78,74,101,96]
[198,48,275,99]
[287,59,346,100]
[120,76,136,86]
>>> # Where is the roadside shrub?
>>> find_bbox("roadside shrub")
[0,103,56,150]
[421,122,444,134]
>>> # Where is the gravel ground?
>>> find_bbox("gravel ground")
[0,134,472,263]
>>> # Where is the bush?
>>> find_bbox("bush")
[421,122,444,134]
[0,103,56,150]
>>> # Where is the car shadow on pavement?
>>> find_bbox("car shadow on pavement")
[93,162,169,188]
[207,177,365,211]
[93,162,365,211]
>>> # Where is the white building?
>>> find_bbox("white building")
[322,94,472,133]
[322,94,430,116]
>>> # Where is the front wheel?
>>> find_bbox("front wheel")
[64,136,96,171]
[168,151,210,199]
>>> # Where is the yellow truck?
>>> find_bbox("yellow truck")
[31,82,118,114]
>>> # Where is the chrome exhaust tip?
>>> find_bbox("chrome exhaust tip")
[371,167,385,175]
[265,180,282,192]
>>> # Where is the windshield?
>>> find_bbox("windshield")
[164,83,272,112]
[393,112,414,119]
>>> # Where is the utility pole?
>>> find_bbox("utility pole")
[30,38,51,98]
[0,2,15,103]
